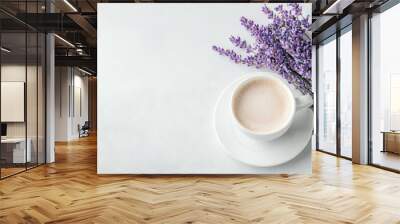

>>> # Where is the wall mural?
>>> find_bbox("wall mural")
[98,3,313,174]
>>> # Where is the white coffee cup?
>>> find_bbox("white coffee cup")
[231,73,313,141]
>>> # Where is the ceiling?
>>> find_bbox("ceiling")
[0,0,392,75]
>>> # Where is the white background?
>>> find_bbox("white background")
[98,3,312,174]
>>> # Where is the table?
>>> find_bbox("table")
[381,131,400,154]
[1,138,32,164]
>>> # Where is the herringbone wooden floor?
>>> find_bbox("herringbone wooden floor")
[1,135,400,224]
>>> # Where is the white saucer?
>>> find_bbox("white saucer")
[214,78,313,167]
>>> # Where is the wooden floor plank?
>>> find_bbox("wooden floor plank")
[0,135,400,223]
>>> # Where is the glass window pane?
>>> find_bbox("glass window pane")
[27,31,38,169]
[38,33,46,165]
[0,1,46,179]
[371,3,400,171]
[340,29,352,158]
[1,32,27,178]
[318,37,337,154]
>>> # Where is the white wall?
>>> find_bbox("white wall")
[55,67,69,141]
[71,73,89,138]
[55,67,89,141]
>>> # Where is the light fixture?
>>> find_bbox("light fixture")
[78,67,93,76]
[63,0,78,12]
[54,34,75,48]
[76,48,85,55]
[1,47,11,53]
[322,0,355,15]
[323,0,341,14]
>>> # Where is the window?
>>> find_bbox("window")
[317,37,337,154]
[370,3,400,171]
[389,74,400,130]
[339,29,352,158]
[316,26,353,159]
[0,2,47,179]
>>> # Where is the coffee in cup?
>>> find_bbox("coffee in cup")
[231,74,312,141]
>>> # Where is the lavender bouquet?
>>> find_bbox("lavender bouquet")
[212,3,312,96]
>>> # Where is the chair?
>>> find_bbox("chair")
[79,121,90,138]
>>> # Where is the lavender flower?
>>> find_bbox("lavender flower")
[212,3,312,96]
[229,36,254,53]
